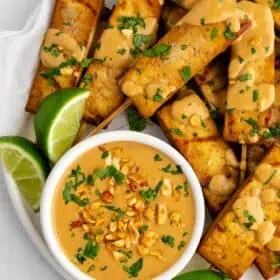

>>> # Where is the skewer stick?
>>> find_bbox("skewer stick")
[86,98,132,138]
[239,144,247,184]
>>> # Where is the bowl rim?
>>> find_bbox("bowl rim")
[40,130,205,280]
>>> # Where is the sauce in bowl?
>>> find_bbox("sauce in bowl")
[52,141,195,279]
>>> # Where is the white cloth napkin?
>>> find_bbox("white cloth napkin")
[0,0,54,137]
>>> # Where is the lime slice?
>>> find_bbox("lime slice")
[0,136,49,211]
[34,88,89,162]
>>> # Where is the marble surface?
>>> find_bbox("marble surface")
[0,175,62,279]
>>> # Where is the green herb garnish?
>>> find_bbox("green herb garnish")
[210,27,218,40]
[118,16,145,33]
[239,73,252,81]
[123,258,143,278]
[80,73,94,88]
[224,25,235,40]
[244,118,259,136]
[154,153,162,161]
[180,66,191,82]
[143,44,171,57]
[253,89,259,102]
[43,44,60,57]
[170,128,184,136]
[243,210,256,229]
[103,205,125,219]
[116,48,126,55]
[101,150,109,159]
[80,58,93,68]
[177,241,186,250]
[153,88,164,102]
[162,164,183,175]
[140,181,163,203]
[181,44,188,50]
[161,235,175,248]
[138,225,149,234]
[127,109,147,132]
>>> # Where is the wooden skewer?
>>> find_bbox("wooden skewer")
[86,98,132,138]
[72,121,88,146]
[239,144,247,184]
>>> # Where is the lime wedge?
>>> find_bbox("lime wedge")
[0,136,49,211]
[34,88,89,162]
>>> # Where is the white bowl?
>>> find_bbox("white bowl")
[41,131,205,280]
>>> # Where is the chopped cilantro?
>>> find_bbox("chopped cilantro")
[238,56,244,63]
[253,89,259,102]
[95,189,101,197]
[224,25,235,40]
[183,181,189,197]
[210,27,218,40]
[80,73,94,88]
[170,128,184,136]
[273,0,280,9]
[138,225,149,234]
[161,235,175,248]
[123,258,143,278]
[244,118,259,136]
[143,44,171,57]
[162,164,183,175]
[262,125,280,139]
[200,17,205,25]
[271,255,280,268]
[140,181,163,203]
[116,48,126,55]
[103,205,125,219]
[153,88,164,102]
[243,210,256,229]
[127,109,147,132]
[92,166,126,185]
[43,44,60,57]
[101,150,109,159]
[154,153,162,161]
[118,16,145,33]
[177,241,186,250]
[239,73,252,81]
[80,58,93,68]
[180,66,191,82]
[251,47,256,55]
[131,34,150,56]
[75,248,86,264]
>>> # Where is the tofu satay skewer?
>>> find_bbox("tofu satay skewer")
[198,143,280,279]
[81,0,164,124]
[26,0,104,113]
[223,1,276,144]
[119,0,251,119]
[157,88,240,213]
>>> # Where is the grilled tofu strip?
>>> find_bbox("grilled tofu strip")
[195,53,229,115]
[161,2,228,116]
[157,89,239,213]
[81,0,163,124]
[223,2,276,144]
[171,0,198,10]
[120,0,251,118]
[198,144,280,279]
[26,0,104,113]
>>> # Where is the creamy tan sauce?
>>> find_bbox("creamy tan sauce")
[171,93,209,124]
[94,17,158,78]
[232,162,280,246]
[52,142,195,280]
[178,0,240,31]
[227,2,275,113]
[41,28,84,68]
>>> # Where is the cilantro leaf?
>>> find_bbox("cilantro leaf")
[127,109,147,132]
[123,258,143,278]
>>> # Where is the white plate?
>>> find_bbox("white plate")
[1,111,271,280]
[0,0,278,279]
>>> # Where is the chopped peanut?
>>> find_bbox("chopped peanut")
[101,191,114,203]
[143,207,155,221]
[161,179,173,197]
[157,204,168,225]
[112,239,125,248]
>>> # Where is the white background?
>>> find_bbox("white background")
[0,0,61,278]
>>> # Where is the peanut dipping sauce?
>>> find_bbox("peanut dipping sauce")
[52,142,195,279]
